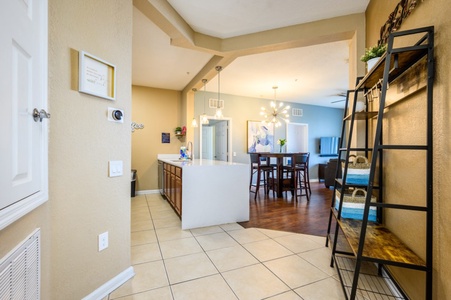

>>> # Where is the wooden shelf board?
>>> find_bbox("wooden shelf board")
[344,111,378,121]
[328,229,353,254]
[357,48,428,90]
[337,218,426,267]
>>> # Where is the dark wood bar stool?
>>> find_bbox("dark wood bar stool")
[282,152,310,201]
[249,153,274,200]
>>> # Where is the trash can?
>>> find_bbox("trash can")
[131,169,137,197]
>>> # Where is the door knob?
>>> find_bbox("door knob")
[33,108,51,122]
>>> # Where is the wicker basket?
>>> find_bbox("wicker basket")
[342,155,371,185]
[335,189,377,221]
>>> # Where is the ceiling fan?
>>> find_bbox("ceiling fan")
[330,92,347,103]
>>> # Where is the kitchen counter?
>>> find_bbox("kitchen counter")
[158,154,250,229]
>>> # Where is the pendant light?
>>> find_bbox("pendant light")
[260,86,290,127]
[191,88,198,127]
[214,66,223,119]
[200,79,209,125]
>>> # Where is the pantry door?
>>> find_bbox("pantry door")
[0,0,49,230]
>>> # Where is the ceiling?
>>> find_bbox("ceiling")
[132,0,370,108]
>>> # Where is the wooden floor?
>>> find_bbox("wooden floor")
[238,181,333,237]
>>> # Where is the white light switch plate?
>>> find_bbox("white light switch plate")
[109,160,123,177]
[98,231,109,252]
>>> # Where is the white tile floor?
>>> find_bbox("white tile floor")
[108,193,346,300]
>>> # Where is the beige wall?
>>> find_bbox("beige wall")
[48,1,133,298]
[47,1,133,298]
[366,1,450,299]
[1,1,133,298]
[132,86,183,191]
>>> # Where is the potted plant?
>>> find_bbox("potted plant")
[175,127,182,135]
[277,138,287,153]
[360,44,387,71]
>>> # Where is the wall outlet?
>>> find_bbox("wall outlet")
[98,231,109,252]
[109,160,123,177]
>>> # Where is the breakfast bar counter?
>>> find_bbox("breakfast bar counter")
[158,155,250,229]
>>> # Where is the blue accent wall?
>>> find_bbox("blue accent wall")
[194,91,343,180]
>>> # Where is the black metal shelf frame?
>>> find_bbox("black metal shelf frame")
[325,26,434,300]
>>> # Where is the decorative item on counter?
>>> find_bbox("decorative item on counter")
[342,155,371,185]
[181,126,187,135]
[180,146,187,160]
[277,138,287,153]
[335,189,377,221]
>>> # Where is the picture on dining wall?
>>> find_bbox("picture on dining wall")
[247,121,274,153]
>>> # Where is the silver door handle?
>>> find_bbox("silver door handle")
[33,108,51,122]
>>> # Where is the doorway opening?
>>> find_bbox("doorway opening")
[286,123,308,152]
[199,117,232,162]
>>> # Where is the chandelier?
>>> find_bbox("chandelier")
[200,79,209,125]
[214,66,223,119]
[260,86,290,127]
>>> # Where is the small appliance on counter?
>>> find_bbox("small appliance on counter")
[180,146,187,160]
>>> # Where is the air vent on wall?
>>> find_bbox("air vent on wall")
[209,98,224,109]
[0,230,40,300]
[292,108,303,117]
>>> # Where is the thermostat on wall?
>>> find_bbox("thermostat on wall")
[108,107,124,123]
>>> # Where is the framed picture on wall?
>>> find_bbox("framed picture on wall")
[162,133,170,143]
[79,51,116,100]
[247,121,274,153]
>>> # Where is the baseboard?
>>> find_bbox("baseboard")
[136,189,159,195]
[82,266,135,300]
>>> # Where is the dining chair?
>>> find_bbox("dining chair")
[249,153,274,200]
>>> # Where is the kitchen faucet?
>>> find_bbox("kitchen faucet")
[186,141,194,160]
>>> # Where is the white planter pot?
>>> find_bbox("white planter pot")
[366,57,380,71]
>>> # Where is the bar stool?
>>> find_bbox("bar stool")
[249,153,274,200]
[282,153,310,201]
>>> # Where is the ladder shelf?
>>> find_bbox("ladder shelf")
[325,26,434,300]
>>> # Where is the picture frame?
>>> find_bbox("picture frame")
[162,133,170,143]
[79,51,116,100]
[247,121,274,153]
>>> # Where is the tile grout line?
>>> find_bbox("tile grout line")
[145,194,176,300]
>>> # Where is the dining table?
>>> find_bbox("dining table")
[259,152,296,198]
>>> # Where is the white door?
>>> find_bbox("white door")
[201,126,214,159]
[287,123,308,152]
[0,0,48,230]
[215,121,228,161]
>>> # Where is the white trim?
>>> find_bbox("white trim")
[81,266,134,300]
[0,195,47,231]
[135,189,159,195]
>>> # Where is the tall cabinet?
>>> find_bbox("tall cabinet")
[326,27,434,299]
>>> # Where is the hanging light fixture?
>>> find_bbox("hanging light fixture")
[200,79,209,125]
[214,66,223,119]
[260,86,290,127]
[191,88,198,127]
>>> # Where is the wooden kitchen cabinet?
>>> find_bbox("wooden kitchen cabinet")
[163,163,182,217]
